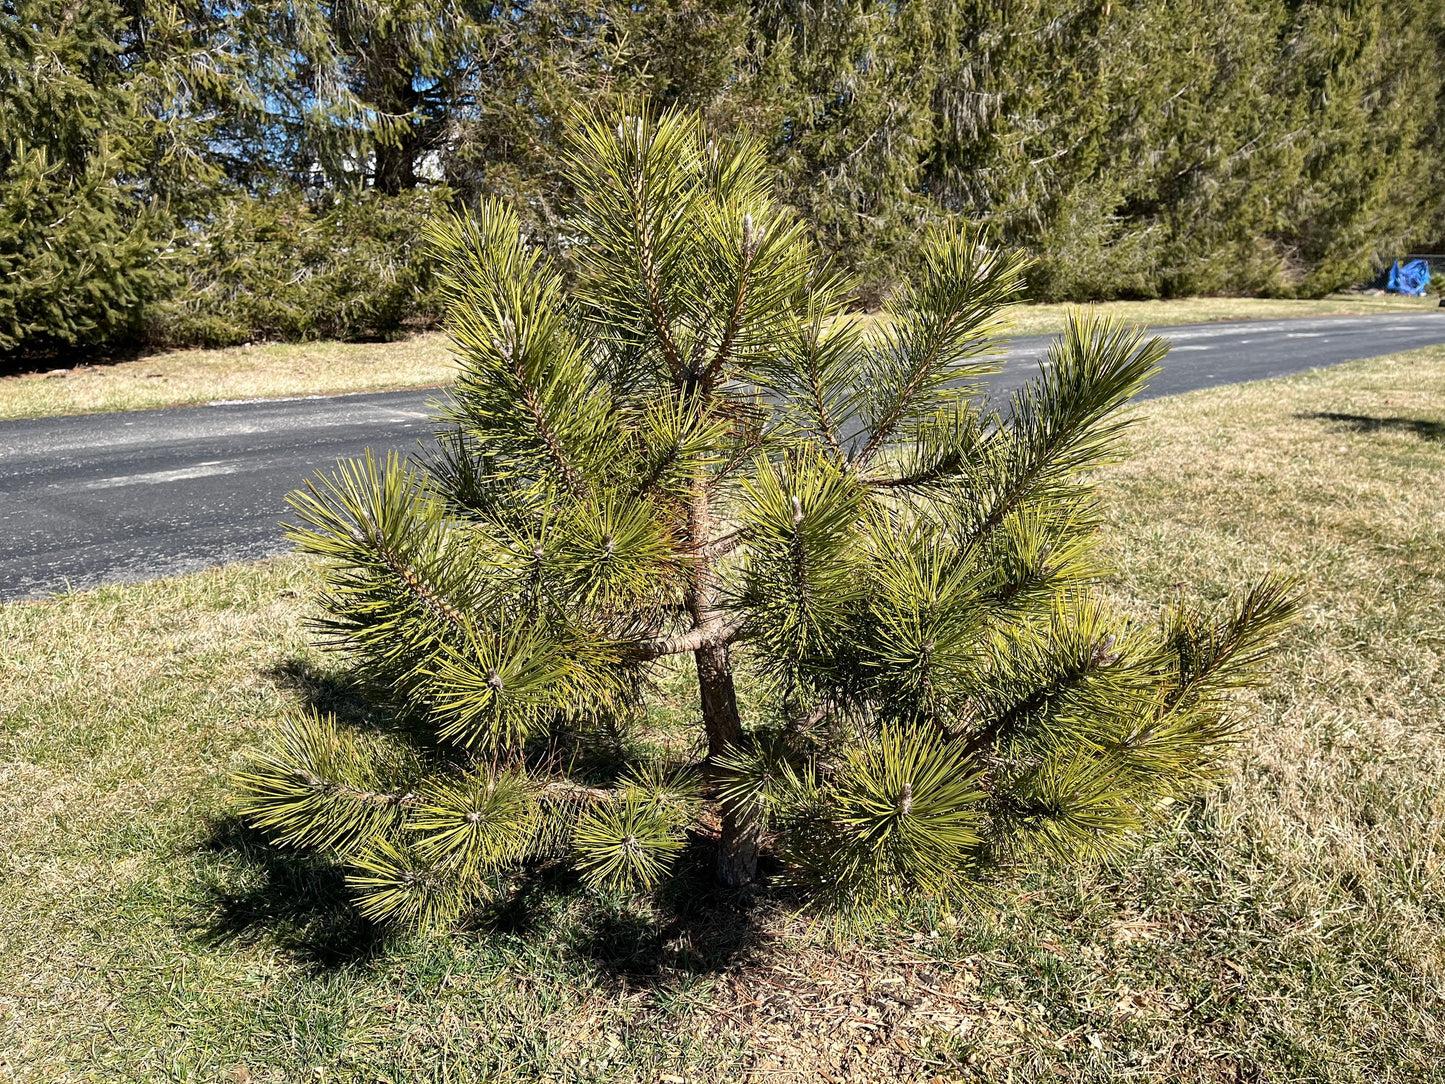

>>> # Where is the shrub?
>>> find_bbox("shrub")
[150,187,448,347]
[235,103,1299,929]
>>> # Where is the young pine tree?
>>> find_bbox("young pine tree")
[236,103,1299,928]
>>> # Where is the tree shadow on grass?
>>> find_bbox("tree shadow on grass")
[264,657,424,737]
[0,342,151,378]
[196,816,771,981]
[567,840,781,980]
[188,660,406,971]
[444,835,773,981]
[1296,411,1445,441]
[195,817,393,971]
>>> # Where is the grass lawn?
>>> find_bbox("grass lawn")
[1,293,1439,422]
[0,335,458,422]
[1000,291,1441,335]
[2,346,1444,1081]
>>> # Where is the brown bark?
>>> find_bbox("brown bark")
[695,636,759,886]
[623,618,743,661]
[695,638,743,757]
[684,455,758,885]
[374,139,419,195]
[717,808,761,887]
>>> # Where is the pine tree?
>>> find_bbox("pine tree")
[236,102,1299,928]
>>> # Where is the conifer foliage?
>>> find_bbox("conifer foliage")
[236,103,1300,928]
[0,1,166,354]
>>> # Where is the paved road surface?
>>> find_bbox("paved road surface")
[4,312,1444,601]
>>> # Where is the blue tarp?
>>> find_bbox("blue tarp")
[1386,258,1431,296]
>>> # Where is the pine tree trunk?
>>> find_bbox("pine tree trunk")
[694,638,759,886]
[695,638,742,756]
[717,806,761,888]
[685,467,759,886]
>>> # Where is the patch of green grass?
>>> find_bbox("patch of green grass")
[2,347,1444,1081]
[2,294,1436,421]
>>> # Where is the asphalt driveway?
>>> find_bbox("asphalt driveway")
[3,311,1444,601]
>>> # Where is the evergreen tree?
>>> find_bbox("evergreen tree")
[734,0,942,293]
[0,0,164,355]
[737,0,1445,299]
[236,102,1299,927]
[0,0,232,356]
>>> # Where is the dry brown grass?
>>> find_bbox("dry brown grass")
[1003,291,1440,336]
[2,346,1443,1081]
[0,333,455,421]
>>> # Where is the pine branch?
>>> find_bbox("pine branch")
[962,653,1103,762]
[754,290,863,461]
[990,753,1141,862]
[967,314,1165,547]
[863,400,1000,496]
[498,326,589,498]
[234,711,422,854]
[290,770,418,809]
[706,527,746,559]
[803,341,849,463]
[540,779,615,803]
[637,245,686,384]
[630,433,687,501]
[573,794,686,891]
[286,452,475,694]
[630,160,687,383]
[959,596,1127,761]
[372,526,470,638]
[428,206,617,499]
[699,214,757,388]
[857,310,962,466]
[786,697,839,734]
[621,616,745,660]
[1158,575,1302,712]
[624,395,727,503]
[851,225,1026,468]
[706,424,767,490]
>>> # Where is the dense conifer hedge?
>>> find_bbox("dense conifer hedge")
[3,0,1443,357]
